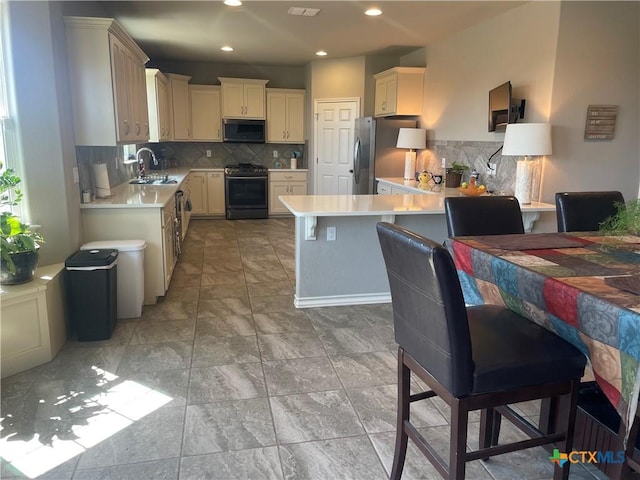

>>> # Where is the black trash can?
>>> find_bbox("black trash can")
[65,249,118,341]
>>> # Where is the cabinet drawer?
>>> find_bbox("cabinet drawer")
[269,171,307,182]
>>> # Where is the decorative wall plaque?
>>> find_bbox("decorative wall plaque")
[584,105,618,140]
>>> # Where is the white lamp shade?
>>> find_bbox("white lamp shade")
[502,123,552,156]
[396,128,427,150]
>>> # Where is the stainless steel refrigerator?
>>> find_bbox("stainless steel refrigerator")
[353,117,417,195]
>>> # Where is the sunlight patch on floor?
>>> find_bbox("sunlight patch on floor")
[0,366,172,478]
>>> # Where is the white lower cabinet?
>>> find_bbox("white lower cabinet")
[1,264,66,378]
[269,170,307,215]
[162,196,177,290]
[190,170,225,216]
[207,171,225,215]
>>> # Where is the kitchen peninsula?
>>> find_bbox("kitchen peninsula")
[279,191,555,308]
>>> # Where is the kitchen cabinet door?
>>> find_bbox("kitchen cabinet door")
[190,85,222,142]
[266,89,305,143]
[373,67,425,117]
[162,198,176,290]
[109,34,132,142]
[206,171,225,215]
[268,171,307,215]
[285,92,305,143]
[219,77,268,119]
[146,69,172,142]
[167,73,192,140]
[189,172,208,215]
[65,17,149,146]
[128,53,150,142]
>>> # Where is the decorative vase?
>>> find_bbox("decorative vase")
[445,169,463,188]
[0,250,39,285]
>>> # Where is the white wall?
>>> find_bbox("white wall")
[422,1,639,206]
[542,1,640,202]
[422,2,561,142]
[6,1,82,265]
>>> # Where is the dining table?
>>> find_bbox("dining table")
[445,231,640,435]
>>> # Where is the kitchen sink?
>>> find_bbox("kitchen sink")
[129,177,178,185]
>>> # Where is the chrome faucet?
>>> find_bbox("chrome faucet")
[135,147,158,178]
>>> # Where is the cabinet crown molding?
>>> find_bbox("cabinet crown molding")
[64,16,148,63]
[373,66,425,78]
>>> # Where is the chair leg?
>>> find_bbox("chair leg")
[449,399,469,480]
[391,349,411,480]
[479,408,501,448]
[553,381,580,480]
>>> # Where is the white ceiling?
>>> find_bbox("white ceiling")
[98,1,526,66]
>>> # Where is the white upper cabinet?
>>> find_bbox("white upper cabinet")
[374,67,425,117]
[190,85,222,142]
[167,73,192,141]
[266,89,305,144]
[219,77,268,119]
[64,17,149,146]
[146,69,172,142]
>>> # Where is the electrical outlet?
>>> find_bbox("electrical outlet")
[206,150,212,158]
[273,150,279,158]
[72,166,79,184]
[327,226,336,241]
[487,163,497,176]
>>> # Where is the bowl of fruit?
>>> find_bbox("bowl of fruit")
[458,178,487,196]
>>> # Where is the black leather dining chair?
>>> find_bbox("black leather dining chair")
[376,222,586,480]
[555,191,624,232]
[444,196,525,237]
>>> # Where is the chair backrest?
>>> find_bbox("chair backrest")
[444,196,525,237]
[555,191,625,233]
[376,222,474,397]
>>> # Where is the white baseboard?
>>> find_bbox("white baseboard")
[294,292,391,309]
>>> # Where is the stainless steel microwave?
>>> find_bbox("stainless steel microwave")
[223,119,266,143]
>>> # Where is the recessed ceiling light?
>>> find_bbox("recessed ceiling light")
[365,8,382,16]
[221,46,234,52]
[315,50,327,57]
[224,0,242,6]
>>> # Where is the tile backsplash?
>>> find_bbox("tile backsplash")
[76,141,305,196]
[419,140,538,198]
[77,139,535,200]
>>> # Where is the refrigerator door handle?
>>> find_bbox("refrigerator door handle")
[353,137,361,184]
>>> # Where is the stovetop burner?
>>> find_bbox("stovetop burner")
[224,163,268,176]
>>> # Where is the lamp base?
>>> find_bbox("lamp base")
[514,160,535,205]
[403,151,416,180]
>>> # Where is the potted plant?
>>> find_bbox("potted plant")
[0,163,44,284]
[445,162,469,188]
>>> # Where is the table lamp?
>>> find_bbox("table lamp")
[502,123,552,204]
[396,128,426,180]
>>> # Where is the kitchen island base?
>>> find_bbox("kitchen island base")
[293,214,448,308]
[281,194,555,309]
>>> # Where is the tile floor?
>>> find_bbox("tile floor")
[1,218,607,479]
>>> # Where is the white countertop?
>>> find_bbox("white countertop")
[81,168,207,209]
[279,194,555,217]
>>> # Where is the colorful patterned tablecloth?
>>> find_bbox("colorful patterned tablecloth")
[446,232,640,428]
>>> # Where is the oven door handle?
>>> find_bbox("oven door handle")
[226,176,268,180]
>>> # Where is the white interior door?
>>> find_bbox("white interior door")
[314,99,359,195]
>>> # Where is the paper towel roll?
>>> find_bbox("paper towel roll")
[514,160,534,205]
[290,158,297,169]
[403,152,416,180]
[93,163,111,198]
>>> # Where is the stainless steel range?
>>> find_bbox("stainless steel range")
[224,163,269,219]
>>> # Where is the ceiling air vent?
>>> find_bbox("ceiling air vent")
[287,7,320,17]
